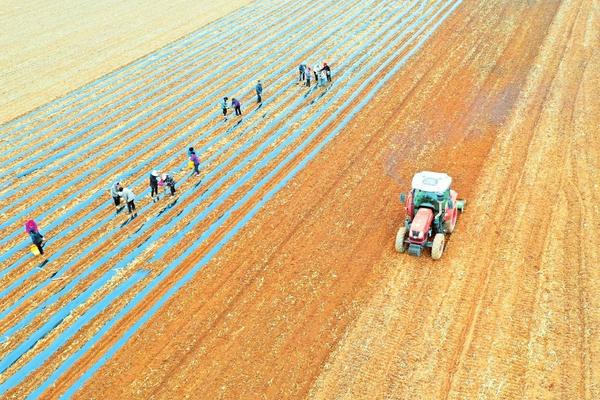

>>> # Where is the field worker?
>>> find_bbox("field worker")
[220,97,229,121]
[162,173,177,196]
[25,219,45,255]
[321,62,332,82]
[255,80,263,103]
[313,63,320,83]
[305,66,311,87]
[189,151,200,176]
[25,219,39,235]
[232,98,242,116]
[298,63,306,82]
[118,186,137,216]
[159,174,168,195]
[149,170,160,202]
[319,69,327,87]
[109,181,123,212]
[188,147,195,157]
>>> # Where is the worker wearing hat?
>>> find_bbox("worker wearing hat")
[149,169,160,202]
[109,181,123,213]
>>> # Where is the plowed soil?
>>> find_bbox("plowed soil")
[1,0,598,399]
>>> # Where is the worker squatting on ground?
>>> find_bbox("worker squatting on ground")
[25,219,46,255]
[161,173,176,196]
[119,186,137,216]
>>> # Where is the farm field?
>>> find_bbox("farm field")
[0,0,253,125]
[0,0,599,399]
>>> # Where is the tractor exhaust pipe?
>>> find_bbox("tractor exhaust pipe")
[435,201,443,220]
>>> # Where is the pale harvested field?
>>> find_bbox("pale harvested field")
[0,0,254,124]
[0,0,598,399]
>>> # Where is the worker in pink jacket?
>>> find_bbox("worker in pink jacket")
[25,219,45,255]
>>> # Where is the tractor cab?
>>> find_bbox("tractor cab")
[396,171,465,259]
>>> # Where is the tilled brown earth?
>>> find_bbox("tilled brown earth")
[67,0,598,399]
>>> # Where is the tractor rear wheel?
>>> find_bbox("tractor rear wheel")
[395,226,407,253]
[431,233,445,260]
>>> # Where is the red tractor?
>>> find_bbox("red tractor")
[395,171,465,260]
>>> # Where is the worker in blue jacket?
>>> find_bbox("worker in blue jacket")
[256,80,263,103]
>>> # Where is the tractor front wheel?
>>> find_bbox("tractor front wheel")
[395,226,407,253]
[431,233,445,260]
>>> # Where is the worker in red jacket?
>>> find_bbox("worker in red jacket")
[321,62,331,82]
